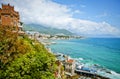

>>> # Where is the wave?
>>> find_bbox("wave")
[73,57,120,79]
[97,69,120,79]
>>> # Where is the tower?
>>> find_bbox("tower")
[0,3,20,31]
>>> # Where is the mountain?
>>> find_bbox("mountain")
[23,24,73,35]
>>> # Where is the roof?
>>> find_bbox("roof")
[67,59,74,63]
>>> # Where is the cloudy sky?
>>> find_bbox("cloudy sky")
[0,0,120,37]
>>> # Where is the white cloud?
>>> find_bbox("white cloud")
[1,0,120,37]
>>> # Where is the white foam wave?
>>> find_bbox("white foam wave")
[72,57,120,79]
[97,69,120,79]
[74,57,84,61]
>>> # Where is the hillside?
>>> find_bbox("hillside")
[0,25,57,78]
[23,24,73,35]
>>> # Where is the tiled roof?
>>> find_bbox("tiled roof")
[67,59,74,63]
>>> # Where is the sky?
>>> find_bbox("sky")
[0,0,120,37]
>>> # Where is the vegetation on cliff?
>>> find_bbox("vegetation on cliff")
[0,25,57,79]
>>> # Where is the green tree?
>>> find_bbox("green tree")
[2,38,57,79]
[0,25,29,68]
[0,25,57,79]
[0,25,18,67]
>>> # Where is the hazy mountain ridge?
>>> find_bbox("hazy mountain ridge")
[23,24,73,35]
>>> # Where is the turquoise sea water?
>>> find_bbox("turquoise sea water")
[47,38,120,79]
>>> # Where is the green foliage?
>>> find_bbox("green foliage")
[0,26,29,67]
[0,25,57,79]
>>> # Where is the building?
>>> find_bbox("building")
[64,57,76,76]
[0,3,23,32]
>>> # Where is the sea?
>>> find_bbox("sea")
[47,38,120,79]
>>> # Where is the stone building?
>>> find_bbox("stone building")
[0,3,23,32]
[64,57,76,76]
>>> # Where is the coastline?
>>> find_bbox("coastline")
[38,38,110,79]
[43,38,120,79]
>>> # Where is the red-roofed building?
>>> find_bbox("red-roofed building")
[64,57,76,76]
[67,59,74,63]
